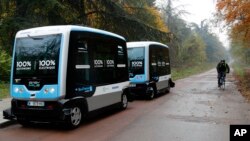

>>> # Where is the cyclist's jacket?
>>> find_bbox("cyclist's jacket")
[216,62,230,73]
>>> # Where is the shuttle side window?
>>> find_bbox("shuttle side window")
[74,39,91,84]
[149,45,170,78]
[149,45,158,80]
[92,40,116,85]
[116,44,129,82]
[67,31,128,98]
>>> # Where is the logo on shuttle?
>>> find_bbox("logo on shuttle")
[94,60,104,68]
[131,60,143,67]
[106,60,114,67]
[16,61,31,70]
[39,60,56,70]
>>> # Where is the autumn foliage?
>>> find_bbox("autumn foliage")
[216,0,250,47]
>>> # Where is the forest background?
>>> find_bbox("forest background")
[1,0,248,99]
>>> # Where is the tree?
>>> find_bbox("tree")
[0,0,65,54]
[216,0,250,48]
[230,41,250,65]
[190,21,228,62]
[157,0,198,66]
[0,0,171,56]
[0,50,11,80]
[182,34,207,65]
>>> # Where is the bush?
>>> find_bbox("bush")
[233,63,250,102]
[0,82,10,99]
[0,50,11,82]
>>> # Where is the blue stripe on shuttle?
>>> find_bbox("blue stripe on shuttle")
[12,85,59,99]
[10,39,17,97]
[129,74,147,83]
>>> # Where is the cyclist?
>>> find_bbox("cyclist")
[216,60,230,87]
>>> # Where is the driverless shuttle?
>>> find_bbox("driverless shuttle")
[8,25,132,128]
[127,41,174,99]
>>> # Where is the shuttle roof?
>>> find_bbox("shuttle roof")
[127,41,168,48]
[15,25,125,40]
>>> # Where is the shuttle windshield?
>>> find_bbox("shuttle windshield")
[13,34,61,89]
[127,47,145,78]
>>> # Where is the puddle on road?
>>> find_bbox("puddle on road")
[195,101,213,106]
[164,114,239,125]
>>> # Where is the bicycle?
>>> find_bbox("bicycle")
[218,73,226,90]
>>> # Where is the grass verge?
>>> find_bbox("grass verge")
[172,63,216,80]
[233,63,250,102]
[0,82,9,99]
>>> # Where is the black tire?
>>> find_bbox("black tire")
[120,93,128,110]
[165,82,170,94]
[221,81,225,90]
[66,105,82,129]
[147,87,155,100]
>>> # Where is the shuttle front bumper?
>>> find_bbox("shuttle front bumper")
[10,99,71,123]
[129,83,153,97]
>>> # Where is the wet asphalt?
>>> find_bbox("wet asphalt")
[1,69,250,141]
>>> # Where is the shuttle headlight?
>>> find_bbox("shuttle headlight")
[44,88,49,94]
[129,84,136,87]
[20,88,24,93]
[14,87,19,93]
[44,88,55,94]
[50,88,55,93]
[14,87,24,93]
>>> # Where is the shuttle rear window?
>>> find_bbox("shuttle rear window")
[128,47,145,77]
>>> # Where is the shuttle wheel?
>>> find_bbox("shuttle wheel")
[66,105,82,129]
[147,87,155,100]
[120,93,128,110]
[165,84,170,94]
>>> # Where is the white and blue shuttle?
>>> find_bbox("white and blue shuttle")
[127,41,174,99]
[7,25,132,128]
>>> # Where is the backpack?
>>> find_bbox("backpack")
[218,63,229,73]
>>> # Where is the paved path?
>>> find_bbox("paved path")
[1,69,250,141]
[0,98,14,127]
